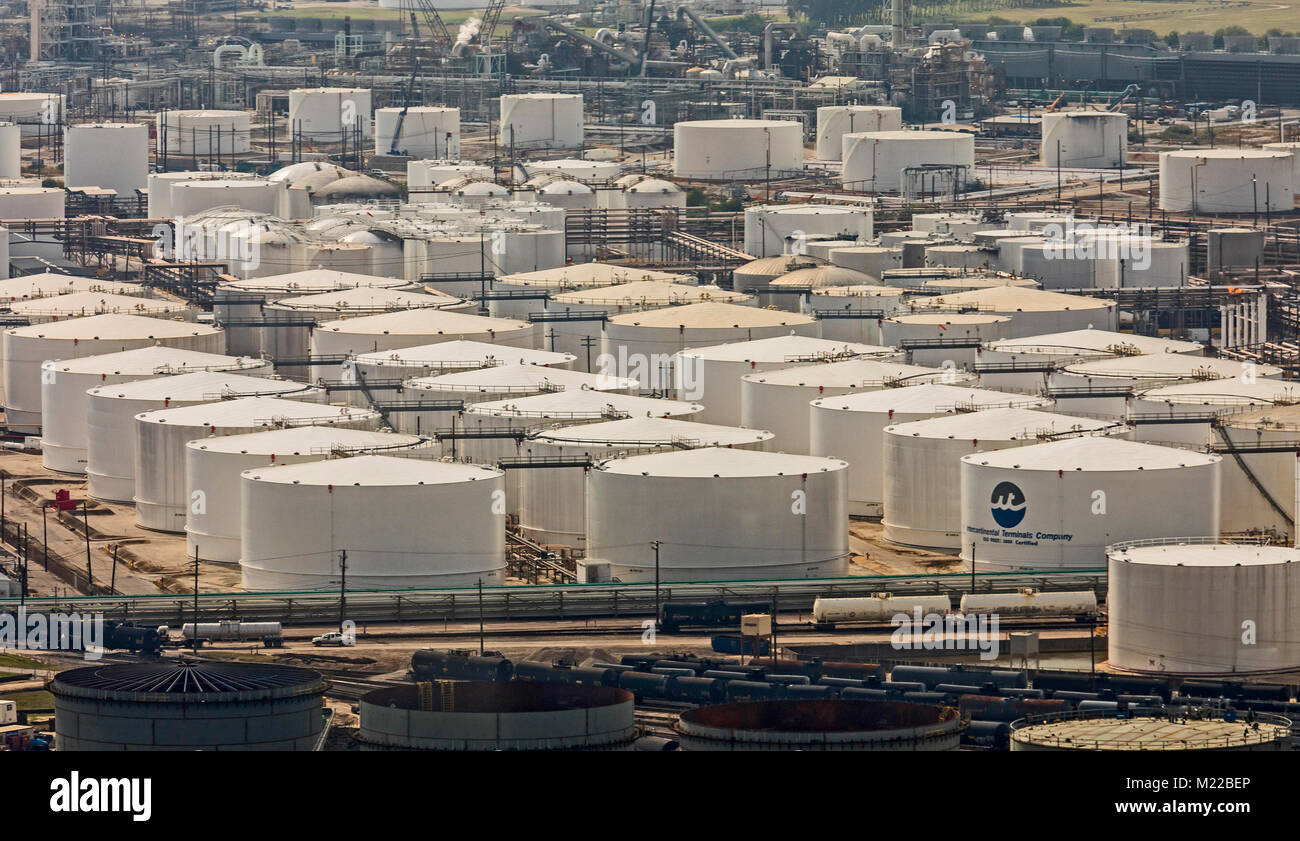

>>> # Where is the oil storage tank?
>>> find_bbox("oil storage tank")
[675,699,962,751]
[883,407,1128,550]
[806,285,907,344]
[359,682,635,750]
[64,122,148,196]
[673,119,803,180]
[499,93,583,149]
[811,384,1052,517]
[1216,404,1300,538]
[827,245,902,279]
[1010,707,1291,751]
[881,313,1012,367]
[743,204,872,258]
[1049,353,1282,417]
[1040,112,1127,168]
[50,661,327,751]
[86,372,323,504]
[289,87,372,141]
[309,309,536,381]
[518,417,774,548]
[1159,150,1292,213]
[741,359,975,453]
[960,437,1221,569]
[978,328,1203,392]
[601,302,819,391]
[135,398,382,532]
[351,340,575,408]
[41,347,271,475]
[157,110,252,155]
[375,106,459,157]
[675,334,897,425]
[841,131,975,192]
[584,447,849,581]
[7,291,192,324]
[186,426,427,562]
[240,455,505,590]
[1128,379,1299,445]
[815,105,902,160]
[1108,539,1300,675]
[3,314,226,434]
[905,286,1118,339]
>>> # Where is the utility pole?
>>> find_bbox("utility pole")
[111,544,119,595]
[192,546,200,653]
[650,540,662,627]
[338,549,348,633]
[477,578,486,655]
[82,500,93,589]
[581,335,597,372]
[41,503,48,571]
[970,541,976,594]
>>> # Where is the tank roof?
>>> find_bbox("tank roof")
[1061,353,1282,379]
[607,301,815,329]
[189,425,421,456]
[886,406,1122,441]
[244,454,499,486]
[316,308,531,335]
[269,287,458,311]
[0,273,144,299]
[467,390,702,418]
[408,363,634,392]
[89,371,313,401]
[357,340,573,367]
[45,346,263,376]
[962,436,1219,471]
[889,312,1012,325]
[812,383,1049,413]
[51,660,326,700]
[495,263,691,289]
[1136,378,1299,405]
[222,269,406,293]
[1109,540,1300,568]
[986,328,1204,357]
[597,445,846,478]
[1010,710,1290,750]
[771,266,876,288]
[744,359,965,388]
[7,291,189,317]
[6,313,221,339]
[680,334,893,362]
[550,280,747,306]
[137,396,378,427]
[533,416,774,447]
[910,285,1114,313]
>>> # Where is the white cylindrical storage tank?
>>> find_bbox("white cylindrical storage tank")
[535,158,623,181]
[1129,379,1299,446]
[375,106,459,158]
[1159,150,1292,213]
[0,187,63,219]
[219,269,408,302]
[490,263,689,318]
[602,302,819,391]
[883,407,1128,550]
[542,281,747,367]
[841,131,975,192]
[86,372,323,504]
[498,93,583,150]
[1262,141,1300,203]
[1049,353,1282,417]
[1040,112,1127,168]
[187,427,427,563]
[288,88,372,141]
[353,340,574,410]
[3,315,225,434]
[146,171,256,219]
[0,93,65,136]
[673,119,803,180]
[1115,239,1190,288]
[1206,227,1266,276]
[585,448,850,582]
[978,327,1204,392]
[815,105,902,160]
[621,177,687,211]
[407,160,493,190]
[259,287,468,363]
[310,309,536,382]
[157,110,252,155]
[63,123,149,196]
[960,437,1221,569]
[1217,405,1300,539]
[881,313,1012,367]
[403,363,635,420]
[1010,238,1118,290]
[7,291,191,324]
[925,244,989,270]
[675,335,897,426]
[807,285,907,345]
[827,245,902,279]
[744,205,872,260]
[811,384,1053,517]
[905,286,1118,339]
[741,359,975,454]
[0,274,143,302]
[526,177,596,211]
[170,180,283,217]
[912,212,993,238]
[0,122,19,178]
[241,456,504,590]
[518,417,775,548]
[135,397,382,532]
[1108,540,1300,675]
[732,255,824,295]
[41,347,270,475]
[760,266,875,313]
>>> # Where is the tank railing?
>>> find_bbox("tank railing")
[900,303,1002,315]
[305,439,436,458]
[1032,423,1131,441]
[359,359,499,373]
[1126,403,1272,423]
[941,397,1053,414]
[1009,707,1292,750]
[197,385,317,402]
[971,359,1059,373]
[881,371,976,389]
[469,408,633,422]
[807,308,889,319]
[1107,535,1275,552]
[1048,377,1181,397]
[782,350,878,364]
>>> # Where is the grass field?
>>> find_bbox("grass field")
[944,0,1300,36]
[0,652,48,671]
[3,690,54,711]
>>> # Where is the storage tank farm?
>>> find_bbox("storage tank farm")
[809,384,1054,517]
[674,334,900,426]
[805,285,907,344]
[883,408,1130,550]
[960,437,1222,570]
[40,347,272,474]
[977,328,1205,391]
[741,358,977,453]
[1049,353,1284,416]
[351,341,576,409]
[815,105,903,160]
[85,372,328,505]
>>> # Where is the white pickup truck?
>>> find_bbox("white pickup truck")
[311,632,354,647]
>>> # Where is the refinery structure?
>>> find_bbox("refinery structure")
[3,0,1300,767]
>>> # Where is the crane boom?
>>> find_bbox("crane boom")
[413,0,454,51]
[479,0,507,46]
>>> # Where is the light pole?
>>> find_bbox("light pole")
[650,540,662,628]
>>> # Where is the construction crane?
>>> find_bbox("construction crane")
[478,0,507,48]
[1108,84,1140,112]
[388,60,420,155]
[412,0,454,52]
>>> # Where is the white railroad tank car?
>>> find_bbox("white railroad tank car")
[958,589,1098,619]
[812,594,952,627]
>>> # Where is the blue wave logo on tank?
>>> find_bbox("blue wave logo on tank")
[990,481,1027,528]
